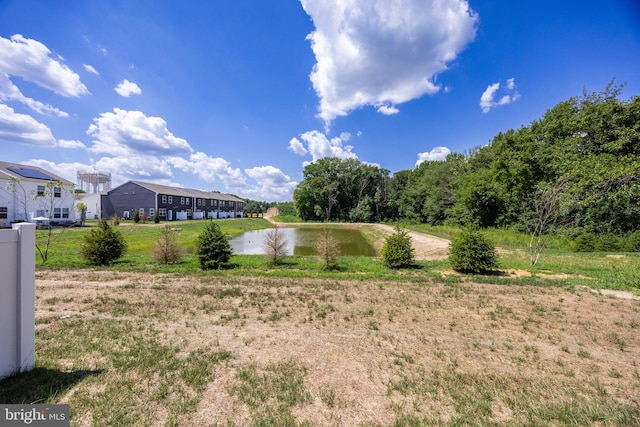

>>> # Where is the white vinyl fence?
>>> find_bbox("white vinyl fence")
[0,223,36,379]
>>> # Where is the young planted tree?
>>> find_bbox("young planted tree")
[133,208,140,224]
[196,221,232,270]
[263,224,289,265]
[7,178,75,263]
[381,226,415,268]
[76,202,87,226]
[525,177,567,266]
[448,228,498,274]
[314,224,340,270]
[81,219,128,265]
[153,209,160,224]
[151,226,182,264]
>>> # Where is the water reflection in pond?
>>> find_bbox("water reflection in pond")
[229,226,377,256]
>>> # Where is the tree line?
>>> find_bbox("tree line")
[292,82,640,238]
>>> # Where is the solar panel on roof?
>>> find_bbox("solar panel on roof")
[7,166,54,180]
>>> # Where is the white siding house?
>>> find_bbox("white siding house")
[0,161,76,227]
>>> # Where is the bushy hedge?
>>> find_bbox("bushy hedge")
[448,228,498,274]
[572,231,640,252]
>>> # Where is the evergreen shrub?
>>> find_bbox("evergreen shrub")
[81,219,128,265]
[196,221,232,270]
[448,228,498,274]
[381,226,415,268]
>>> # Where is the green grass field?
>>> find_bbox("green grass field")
[35,218,640,293]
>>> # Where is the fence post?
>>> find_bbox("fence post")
[15,222,36,373]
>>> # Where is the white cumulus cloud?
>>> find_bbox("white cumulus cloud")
[289,130,358,162]
[416,146,451,166]
[0,34,89,98]
[115,79,142,97]
[244,165,298,201]
[57,139,87,149]
[376,104,400,115]
[0,103,56,146]
[87,109,192,157]
[480,78,520,113]
[168,152,247,191]
[288,137,308,155]
[300,0,478,124]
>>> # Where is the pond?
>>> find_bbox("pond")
[229,225,377,257]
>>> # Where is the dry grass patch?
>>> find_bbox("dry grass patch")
[2,270,638,426]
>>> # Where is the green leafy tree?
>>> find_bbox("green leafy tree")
[133,208,140,224]
[153,209,160,224]
[448,228,498,274]
[381,226,415,268]
[76,202,87,226]
[196,221,232,269]
[81,219,128,265]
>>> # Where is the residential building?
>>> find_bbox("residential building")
[100,180,244,220]
[0,161,76,227]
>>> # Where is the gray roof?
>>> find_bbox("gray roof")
[0,161,74,186]
[126,180,243,203]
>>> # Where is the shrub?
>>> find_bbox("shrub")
[623,231,640,252]
[196,221,232,270]
[151,226,182,264]
[110,215,120,226]
[133,209,140,224]
[153,209,160,224]
[572,233,595,252]
[314,225,340,270]
[81,219,128,265]
[594,234,622,252]
[381,226,415,268]
[448,228,498,274]
[263,225,289,265]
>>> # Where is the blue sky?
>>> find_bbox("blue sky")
[1,0,639,201]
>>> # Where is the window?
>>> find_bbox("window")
[180,197,185,205]
[186,198,190,205]
[197,199,202,206]
[149,208,155,217]
[159,208,167,217]
[162,195,167,203]
[0,207,7,219]
[53,208,61,219]
[139,208,144,216]
[168,196,173,204]
[214,200,218,207]
[54,187,61,198]
[62,208,69,219]
[37,185,45,196]
[36,210,45,218]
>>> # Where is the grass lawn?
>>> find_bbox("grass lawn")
[1,219,638,425]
